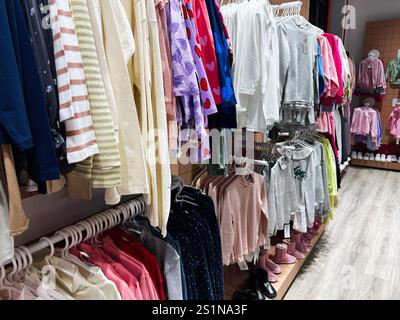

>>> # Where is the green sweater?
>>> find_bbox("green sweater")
[386,58,400,85]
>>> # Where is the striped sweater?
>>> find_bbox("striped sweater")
[69,0,121,189]
[49,0,99,164]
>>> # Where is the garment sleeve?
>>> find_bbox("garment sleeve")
[277,25,290,101]
[0,1,33,151]
[264,19,281,124]
[267,170,277,238]
[388,110,396,133]
[376,59,387,89]
[236,12,261,95]
[370,110,379,138]
[220,190,235,265]
[386,61,393,81]
[314,148,325,213]
[259,179,269,246]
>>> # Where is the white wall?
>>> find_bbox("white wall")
[330,0,400,65]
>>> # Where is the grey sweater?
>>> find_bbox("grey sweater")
[267,156,298,237]
[278,18,322,125]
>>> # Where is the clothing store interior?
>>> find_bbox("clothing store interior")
[0,0,400,301]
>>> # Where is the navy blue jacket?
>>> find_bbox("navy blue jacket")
[3,0,60,182]
[205,0,237,130]
[0,0,33,151]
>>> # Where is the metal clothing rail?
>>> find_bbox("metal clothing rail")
[229,156,270,167]
[1,196,147,268]
[272,1,303,16]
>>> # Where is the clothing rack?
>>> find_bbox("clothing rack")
[229,156,269,167]
[271,1,303,16]
[0,196,147,269]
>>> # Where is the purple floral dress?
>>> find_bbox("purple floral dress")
[181,0,218,120]
[167,0,211,161]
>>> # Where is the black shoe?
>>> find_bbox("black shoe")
[233,288,262,301]
[246,273,268,300]
[255,268,277,299]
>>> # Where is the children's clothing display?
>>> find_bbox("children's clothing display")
[0,0,241,238]
[350,105,382,151]
[387,104,400,140]
[386,57,400,85]
[317,105,352,165]
[356,57,387,97]
[195,169,269,265]
[2,0,389,302]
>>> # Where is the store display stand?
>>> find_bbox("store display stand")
[224,224,326,300]
[270,224,326,300]
[351,159,400,172]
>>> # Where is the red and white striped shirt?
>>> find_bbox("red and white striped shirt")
[50,0,99,163]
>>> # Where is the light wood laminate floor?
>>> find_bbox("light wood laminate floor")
[285,166,400,300]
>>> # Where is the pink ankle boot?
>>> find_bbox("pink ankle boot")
[266,257,281,275]
[257,253,279,282]
[283,240,305,260]
[292,233,310,254]
[266,267,278,283]
[272,244,297,265]
[303,230,314,241]
[307,227,318,236]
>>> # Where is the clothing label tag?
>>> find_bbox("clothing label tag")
[238,261,249,271]
[284,224,291,239]
[303,35,309,54]
[264,238,271,250]
[235,167,248,176]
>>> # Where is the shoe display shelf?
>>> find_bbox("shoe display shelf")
[224,224,326,300]
[351,158,400,172]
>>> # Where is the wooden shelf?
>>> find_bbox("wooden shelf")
[224,224,326,300]
[270,224,326,300]
[351,158,400,171]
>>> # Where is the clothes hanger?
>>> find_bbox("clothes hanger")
[63,225,98,271]
[173,176,199,207]
[4,248,27,298]
[0,251,23,299]
[76,220,93,243]
[39,236,55,265]
[16,246,41,299]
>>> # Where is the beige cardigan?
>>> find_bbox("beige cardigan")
[121,0,171,235]
[88,0,149,204]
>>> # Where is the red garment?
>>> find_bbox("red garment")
[70,245,136,300]
[192,0,222,104]
[104,228,165,300]
[101,237,160,300]
[96,247,144,300]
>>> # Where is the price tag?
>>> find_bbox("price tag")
[303,35,309,54]
[238,261,249,271]
[284,224,291,239]
[264,238,271,250]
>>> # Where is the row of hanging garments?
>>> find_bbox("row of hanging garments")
[168,176,224,300]
[316,104,352,167]
[264,131,338,237]
[0,0,238,249]
[220,0,356,130]
[350,99,383,151]
[193,162,269,266]
[191,128,338,268]
[1,195,225,301]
